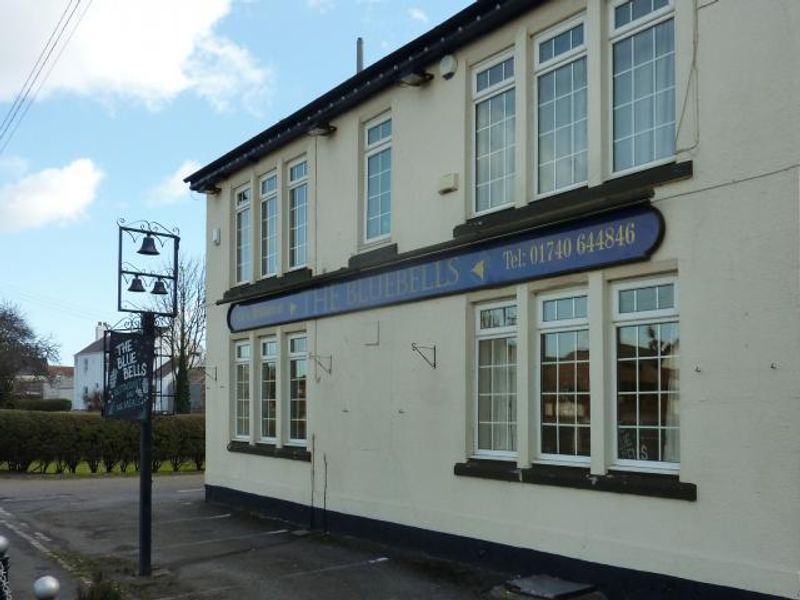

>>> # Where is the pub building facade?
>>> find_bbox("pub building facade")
[186,1,800,598]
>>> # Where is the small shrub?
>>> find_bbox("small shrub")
[77,573,124,600]
[7,398,72,412]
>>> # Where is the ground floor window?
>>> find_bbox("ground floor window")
[475,302,518,457]
[288,335,308,445]
[234,342,251,439]
[231,329,308,447]
[614,278,679,465]
[260,337,277,442]
[539,291,590,459]
[470,274,679,471]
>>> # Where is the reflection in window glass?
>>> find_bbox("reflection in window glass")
[617,322,679,462]
[234,342,250,438]
[540,294,589,457]
[289,336,308,443]
[260,338,277,440]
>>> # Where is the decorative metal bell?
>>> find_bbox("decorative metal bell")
[137,234,159,255]
[128,276,146,293]
[151,279,168,295]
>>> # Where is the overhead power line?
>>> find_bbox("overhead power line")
[0,0,91,154]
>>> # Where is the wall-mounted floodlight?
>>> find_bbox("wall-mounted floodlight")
[307,122,337,137]
[399,70,433,87]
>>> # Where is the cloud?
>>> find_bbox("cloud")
[0,156,29,180]
[0,0,272,115]
[147,160,201,207]
[0,158,103,233]
[408,7,429,23]
[307,0,335,14]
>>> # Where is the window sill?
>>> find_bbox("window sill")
[222,268,312,304]
[349,243,398,270]
[227,440,311,462]
[454,459,696,501]
[454,161,692,240]
[454,458,520,482]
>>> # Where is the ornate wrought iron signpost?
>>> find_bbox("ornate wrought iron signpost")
[109,220,179,577]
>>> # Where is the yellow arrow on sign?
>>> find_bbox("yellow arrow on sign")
[471,259,486,280]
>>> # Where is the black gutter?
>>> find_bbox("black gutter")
[184,0,544,193]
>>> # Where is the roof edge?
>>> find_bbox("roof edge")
[185,0,541,193]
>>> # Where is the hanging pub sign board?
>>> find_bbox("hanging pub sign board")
[228,205,664,332]
[105,331,154,421]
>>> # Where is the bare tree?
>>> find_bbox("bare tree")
[160,256,206,413]
[0,302,59,406]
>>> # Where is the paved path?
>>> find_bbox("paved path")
[0,473,506,599]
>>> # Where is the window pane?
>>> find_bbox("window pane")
[576,427,591,456]
[475,89,515,211]
[657,283,675,309]
[617,316,679,464]
[637,286,657,311]
[542,425,557,453]
[614,19,674,171]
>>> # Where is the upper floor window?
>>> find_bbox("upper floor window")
[364,117,392,242]
[475,301,517,457]
[235,186,251,284]
[614,277,679,467]
[288,160,308,269]
[535,19,587,197]
[260,172,278,277]
[473,54,515,215]
[611,0,675,173]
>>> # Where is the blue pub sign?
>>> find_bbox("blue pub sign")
[228,205,663,332]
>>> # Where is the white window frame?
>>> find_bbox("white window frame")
[608,0,676,178]
[259,336,278,443]
[233,341,251,441]
[472,50,516,217]
[286,333,308,446]
[259,171,279,278]
[363,115,392,244]
[612,275,679,472]
[287,158,308,271]
[533,15,588,200]
[535,289,591,465]
[473,299,518,460]
[234,185,252,285]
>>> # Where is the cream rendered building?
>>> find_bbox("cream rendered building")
[186,1,800,598]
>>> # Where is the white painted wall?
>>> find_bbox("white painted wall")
[73,351,104,409]
[203,1,800,597]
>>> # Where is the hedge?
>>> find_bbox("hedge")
[7,398,72,412]
[0,411,204,474]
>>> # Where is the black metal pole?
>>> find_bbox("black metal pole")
[139,312,155,577]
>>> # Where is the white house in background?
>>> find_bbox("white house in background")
[73,322,108,410]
